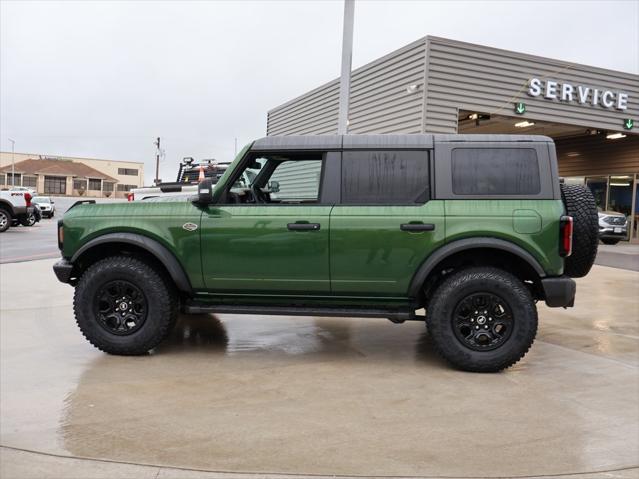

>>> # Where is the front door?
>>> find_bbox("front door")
[201,152,332,294]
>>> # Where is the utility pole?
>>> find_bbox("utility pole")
[8,138,15,187]
[154,137,161,185]
[337,0,355,135]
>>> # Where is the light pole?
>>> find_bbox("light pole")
[8,138,15,187]
[337,0,355,135]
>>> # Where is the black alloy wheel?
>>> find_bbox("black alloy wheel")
[95,280,148,335]
[452,292,513,351]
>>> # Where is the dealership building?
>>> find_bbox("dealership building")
[0,152,144,198]
[267,36,639,242]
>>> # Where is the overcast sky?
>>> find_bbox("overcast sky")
[1,0,637,183]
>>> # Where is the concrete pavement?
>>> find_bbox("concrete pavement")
[1,258,638,478]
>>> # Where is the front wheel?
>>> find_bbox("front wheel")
[426,267,537,372]
[73,256,177,355]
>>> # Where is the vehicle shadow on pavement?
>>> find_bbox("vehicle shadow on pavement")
[155,314,229,354]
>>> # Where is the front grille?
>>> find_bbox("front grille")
[603,215,626,225]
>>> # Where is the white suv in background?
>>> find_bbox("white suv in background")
[0,190,33,233]
[598,210,628,245]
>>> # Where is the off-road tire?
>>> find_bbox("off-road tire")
[560,183,598,278]
[601,239,620,245]
[74,256,177,355]
[0,208,11,233]
[426,267,538,373]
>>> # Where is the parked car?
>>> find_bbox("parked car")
[32,196,56,218]
[53,134,599,372]
[0,190,34,233]
[598,210,628,245]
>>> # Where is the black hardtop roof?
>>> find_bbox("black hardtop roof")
[252,134,553,151]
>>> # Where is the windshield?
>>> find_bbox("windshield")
[33,197,50,203]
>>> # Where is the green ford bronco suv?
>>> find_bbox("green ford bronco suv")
[54,134,599,372]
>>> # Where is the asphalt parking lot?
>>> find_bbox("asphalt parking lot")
[1,256,638,478]
[0,197,124,264]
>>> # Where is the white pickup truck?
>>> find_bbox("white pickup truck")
[128,158,232,201]
[0,190,34,233]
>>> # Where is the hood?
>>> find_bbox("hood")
[598,210,626,217]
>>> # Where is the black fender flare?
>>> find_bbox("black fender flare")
[71,232,193,294]
[408,237,546,297]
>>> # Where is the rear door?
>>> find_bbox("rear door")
[329,149,445,296]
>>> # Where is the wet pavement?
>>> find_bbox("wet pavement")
[1,259,638,478]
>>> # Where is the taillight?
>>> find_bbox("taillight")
[127,192,134,201]
[24,192,32,207]
[560,216,573,257]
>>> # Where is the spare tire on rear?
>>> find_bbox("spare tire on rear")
[560,183,598,278]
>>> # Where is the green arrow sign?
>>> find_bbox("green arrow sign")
[624,118,634,130]
[515,102,526,114]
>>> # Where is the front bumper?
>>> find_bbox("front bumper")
[599,226,627,240]
[53,258,73,284]
[541,276,576,308]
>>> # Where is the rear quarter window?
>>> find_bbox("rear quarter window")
[452,148,541,195]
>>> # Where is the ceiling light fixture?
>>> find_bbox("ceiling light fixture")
[515,121,535,128]
[468,113,479,120]
[606,132,626,139]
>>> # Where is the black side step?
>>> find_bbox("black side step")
[184,302,422,321]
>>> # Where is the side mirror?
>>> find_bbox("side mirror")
[268,180,280,193]
[195,178,214,204]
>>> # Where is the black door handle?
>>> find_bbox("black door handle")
[287,222,321,231]
[400,223,435,232]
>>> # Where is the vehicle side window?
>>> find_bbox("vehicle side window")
[452,148,540,195]
[341,150,429,204]
[222,152,324,204]
[269,160,323,202]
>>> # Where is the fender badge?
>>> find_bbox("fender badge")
[182,222,198,232]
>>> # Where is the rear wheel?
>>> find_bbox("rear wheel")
[601,239,620,245]
[426,267,537,372]
[560,184,598,278]
[0,208,11,233]
[20,213,36,227]
[74,256,177,355]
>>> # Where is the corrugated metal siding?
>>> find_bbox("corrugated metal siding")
[424,36,639,133]
[267,39,427,136]
[556,135,639,177]
[269,36,638,138]
[270,161,323,200]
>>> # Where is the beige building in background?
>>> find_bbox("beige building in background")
[0,152,144,198]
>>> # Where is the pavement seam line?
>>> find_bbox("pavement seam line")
[1,445,638,479]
